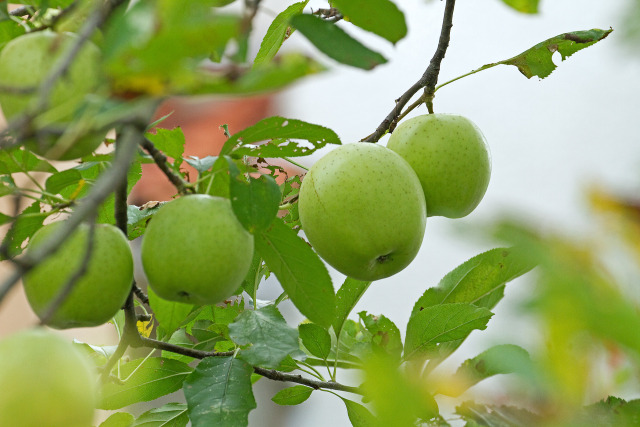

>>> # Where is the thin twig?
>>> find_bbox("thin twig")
[253,367,360,394]
[361,0,457,142]
[140,138,193,195]
[39,217,97,325]
[133,283,150,305]
[136,336,236,359]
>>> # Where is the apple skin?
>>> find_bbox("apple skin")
[0,328,97,427]
[298,143,426,281]
[23,222,134,329]
[140,195,255,306]
[0,30,104,160]
[387,114,491,218]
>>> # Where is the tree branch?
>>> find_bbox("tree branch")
[140,138,193,195]
[361,0,457,142]
[253,367,361,393]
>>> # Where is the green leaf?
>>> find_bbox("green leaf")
[0,148,57,174]
[147,287,194,337]
[579,397,640,426]
[228,305,299,368]
[45,169,82,194]
[241,251,263,296]
[456,401,542,426]
[133,402,188,427]
[220,116,341,157]
[500,0,540,14]
[127,203,162,240]
[499,28,613,79]
[99,358,193,410]
[227,159,281,234]
[99,412,135,427]
[358,312,403,359]
[184,155,218,175]
[0,201,46,259]
[255,217,336,328]
[404,303,494,361]
[271,385,313,406]
[441,344,532,397]
[254,1,309,67]
[299,323,331,359]
[146,127,186,169]
[412,247,534,315]
[184,357,257,427]
[290,14,387,70]
[339,397,379,427]
[333,278,371,339]
[331,0,407,44]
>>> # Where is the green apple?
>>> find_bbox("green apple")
[387,114,491,218]
[140,194,255,305]
[23,222,134,329]
[0,328,97,427]
[0,30,105,160]
[298,143,426,281]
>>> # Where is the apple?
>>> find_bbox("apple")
[140,194,255,305]
[386,114,491,218]
[0,328,97,427]
[0,30,105,160]
[298,143,426,281]
[23,222,134,329]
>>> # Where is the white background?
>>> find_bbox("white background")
[248,0,640,425]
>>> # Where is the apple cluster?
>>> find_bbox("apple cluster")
[299,113,491,281]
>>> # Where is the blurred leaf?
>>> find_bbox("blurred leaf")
[127,202,162,240]
[99,412,135,427]
[299,323,331,359]
[99,358,193,410]
[228,305,299,368]
[500,0,539,14]
[358,311,402,359]
[332,0,407,44]
[227,159,281,233]
[271,385,313,406]
[254,1,309,67]
[221,116,340,157]
[577,397,640,426]
[148,287,194,337]
[290,14,387,70]
[19,0,74,7]
[340,397,379,427]
[146,127,186,169]
[440,344,533,397]
[404,303,493,361]
[0,19,26,50]
[363,353,438,426]
[45,169,82,194]
[133,402,188,427]
[456,401,541,426]
[255,217,336,328]
[412,247,534,315]
[184,357,256,426]
[333,278,371,339]
[500,28,613,79]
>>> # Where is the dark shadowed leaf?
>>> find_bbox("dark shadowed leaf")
[332,0,407,44]
[290,14,387,70]
[228,305,299,368]
[404,303,493,361]
[133,402,188,427]
[184,357,256,427]
[333,278,371,339]
[271,385,313,406]
[99,358,193,410]
[299,323,331,359]
[256,218,335,327]
[254,1,309,66]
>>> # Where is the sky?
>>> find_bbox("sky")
[246,1,640,425]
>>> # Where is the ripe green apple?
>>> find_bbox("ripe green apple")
[140,194,255,305]
[23,222,134,329]
[0,328,97,427]
[0,30,105,160]
[298,143,426,281]
[387,114,491,218]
